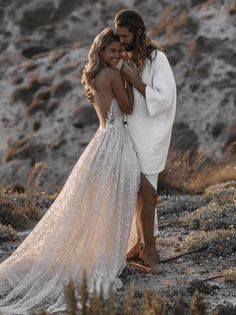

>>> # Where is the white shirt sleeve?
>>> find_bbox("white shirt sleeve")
[145,51,176,117]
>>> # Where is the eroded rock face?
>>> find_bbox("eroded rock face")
[0,0,235,191]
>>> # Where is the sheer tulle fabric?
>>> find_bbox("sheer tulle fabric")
[0,99,140,314]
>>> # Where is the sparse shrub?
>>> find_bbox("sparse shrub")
[65,278,78,314]
[0,162,49,230]
[160,147,236,194]
[203,181,236,205]
[157,194,205,219]
[29,276,227,315]
[181,229,236,257]
[24,162,48,218]
[0,223,18,241]
[187,280,219,296]
[140,290,168,315]
[120,285,136,315]
[0,195,25,229]
[180,202,236,231]
[191,290,208,315]
[212,304,236,315]
[225,268,236,285]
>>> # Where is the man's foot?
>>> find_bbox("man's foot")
[139,249,162,274]
[127,241,142,261]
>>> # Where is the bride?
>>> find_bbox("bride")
[0,27,143,314]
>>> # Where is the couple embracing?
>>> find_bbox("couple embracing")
[0,9,176,314]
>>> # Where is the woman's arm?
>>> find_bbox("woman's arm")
[108,67,133,114]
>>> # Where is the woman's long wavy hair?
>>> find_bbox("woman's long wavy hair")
[81,27,120,94]
[114,9,163,69]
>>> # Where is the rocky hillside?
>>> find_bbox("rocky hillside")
[0,0,236,191]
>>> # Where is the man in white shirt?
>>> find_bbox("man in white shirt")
[114,9,176,273]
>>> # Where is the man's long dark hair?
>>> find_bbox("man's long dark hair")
[114,9,163,68]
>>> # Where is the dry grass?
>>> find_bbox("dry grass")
[0,162,48,231]
[225,267,236,285]
[24,162,48,217]
[0,191,31,230]
[180,202,235,231]
[157,194,205,216]
[225,267,236,284]
[180,229,235,257]
[191,290,208,315]
[0,223,18,241]
[203,181,236,204]
[159,147,236,193]
[29,275,235,315]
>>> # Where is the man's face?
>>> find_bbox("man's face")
[115,26,136,52]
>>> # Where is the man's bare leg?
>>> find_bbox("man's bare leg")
[127,197,143,260]
[137,173,161,274]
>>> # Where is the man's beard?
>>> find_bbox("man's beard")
[122,39,137,52]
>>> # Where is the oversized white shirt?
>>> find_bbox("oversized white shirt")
[125,50,177,175]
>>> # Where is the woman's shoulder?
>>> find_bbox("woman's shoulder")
[94,67,122,90]
[105,66,121,76]
[104,67,122,83]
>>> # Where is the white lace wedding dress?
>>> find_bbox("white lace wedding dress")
[0,98,140,314]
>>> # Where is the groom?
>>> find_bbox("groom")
[114,9,176,271]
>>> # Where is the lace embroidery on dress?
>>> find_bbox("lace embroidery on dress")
[0,98,140,314]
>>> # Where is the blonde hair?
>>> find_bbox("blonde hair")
[81,27,120,94]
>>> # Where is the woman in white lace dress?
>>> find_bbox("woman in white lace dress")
[0,28,141,314]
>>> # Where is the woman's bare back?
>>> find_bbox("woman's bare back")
[93,68,115,128]
[92,67,133,128]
